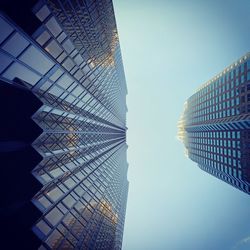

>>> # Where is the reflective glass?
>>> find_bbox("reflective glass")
[2,33,29,57]
[45,40,63,58]
[19,46,54,75]
[45,207,63,226]
[46,17,62,37]
[3,62,40,85]
[0,17,14,44]
[0,52,12,73]
[36,5,51,22]
[36,31,51,46]
[62,39,74,54]
[56,73,74,89]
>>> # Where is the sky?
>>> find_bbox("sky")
[113,1,250,250]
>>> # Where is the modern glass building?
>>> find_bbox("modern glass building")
[179,53,250,195]
[0,0,128,249]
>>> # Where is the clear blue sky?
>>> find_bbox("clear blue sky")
[113,1,250,250]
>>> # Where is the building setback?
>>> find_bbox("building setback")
[0,0,128,249]
[178,53,250,195]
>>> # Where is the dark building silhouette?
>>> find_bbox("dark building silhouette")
[0,0,128,249]
[179,53,250,195]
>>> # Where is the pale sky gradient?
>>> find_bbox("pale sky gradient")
[113,1,250,249]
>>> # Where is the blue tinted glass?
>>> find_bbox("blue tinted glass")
[0,17,14,44]
[46,17,62,37]
[45,40,63,58]
[2,62,40,85]
[19,46,54,75]
[0,52,12,73]
[2,33,29,57]
[247,71,250,81]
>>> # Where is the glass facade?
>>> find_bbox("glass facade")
[179,53,250,195]
[0,0,128,249]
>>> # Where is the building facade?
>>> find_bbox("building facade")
[178,53,250,195]
[0,0,128,249]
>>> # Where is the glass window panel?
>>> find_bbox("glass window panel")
[3,62,40,85]
[40,80,53,91]
[46,17,62,37]
[2,33,29,57]
[19,46,54,75]
[65,94,75,103]
[82,65,90,74]
[56,73,74,89]
[46,229,63,248]
[74,186,84,197]
[247,71,250,81]
[50,68,63,81]
[50,167,64,178]
[0,17,14,44]
[62,39,74,54]
[45,40,63,58]
[74,54,84,66]
[36,5,50,22]
[47,186,64,202]
[74,70,83,80]
[64,178,76,189]
[38,195,52,209]
[63,212,76,227]
[57,202,68,214]
[36,30,51,46]
[82,93,91,103]
[49,85,64,97]
[57,32,67,43]
[62,57,75,71]
[0,52,12,73]
[56,51,67,63]
[36,220,51,236]
[63,195,76,209]
[72,86,84,97]
[45,207,63,226]
[70,49,78,58]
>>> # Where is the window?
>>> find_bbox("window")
[46,17,62,37]
[2,33,29,57]
[36,30,51,46]
[45,207,64,226]
[45,40,63,58]
[247,71,250,81]
[47,187,63,202]
[0,52,12,73]
[36,5,51,22]
[50,68,64,81]
[36,220,51,236]
[49,85,64,97]
[2,62,40,85]
[62,39,74,54]
[0,17,14,44]
[241,75,245,84]
[74,54,84,66]
[62,57,75,71]
[56,73,74,89]
[19,45,54,75]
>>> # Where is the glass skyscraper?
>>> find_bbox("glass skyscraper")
[179,53,250,195]
[0,0,128,249]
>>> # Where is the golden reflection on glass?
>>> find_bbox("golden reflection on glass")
[177,101,189,157]
[88,29,119,68]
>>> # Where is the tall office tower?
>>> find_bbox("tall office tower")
[0,0,128,249]
[178,53,250,195]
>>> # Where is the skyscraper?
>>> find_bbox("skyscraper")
[0,0,128,249]
[179,53,250,195]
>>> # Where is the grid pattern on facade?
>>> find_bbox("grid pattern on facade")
[0,0,128,249]
[179,54,250,195]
